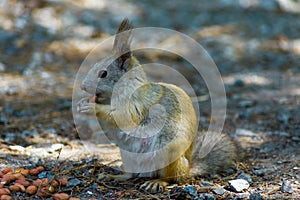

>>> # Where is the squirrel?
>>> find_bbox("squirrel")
[78,19,237,193]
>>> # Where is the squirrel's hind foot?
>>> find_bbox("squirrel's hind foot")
[140,179,169,193]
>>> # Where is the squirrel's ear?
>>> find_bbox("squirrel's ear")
[113,18,132,66]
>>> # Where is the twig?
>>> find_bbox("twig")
[266,186,281,195]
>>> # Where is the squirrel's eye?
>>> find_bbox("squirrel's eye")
[98,70,108,78]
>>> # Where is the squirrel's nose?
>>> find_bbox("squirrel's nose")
[80,81,95,94]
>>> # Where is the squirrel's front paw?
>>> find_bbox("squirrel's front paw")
[140,179,169,193]
[77,97,95,114]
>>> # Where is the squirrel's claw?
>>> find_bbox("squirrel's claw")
[98,172,131,182]
[77,98,95,114]
[140,180,168,193]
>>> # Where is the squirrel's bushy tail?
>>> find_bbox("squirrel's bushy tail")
[190,131,237,176]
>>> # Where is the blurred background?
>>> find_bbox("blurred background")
[1,0,299,136]
[0,0,299,197]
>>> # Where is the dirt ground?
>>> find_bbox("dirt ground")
[0,0,299,199]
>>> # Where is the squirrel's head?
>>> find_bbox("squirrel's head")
[81,18,137,104]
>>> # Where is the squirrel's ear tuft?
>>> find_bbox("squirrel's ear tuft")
[116,18,132,34]
[113,18,132,60]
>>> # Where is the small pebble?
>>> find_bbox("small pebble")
[253,168,275,176]
[238,100,255,108]
[8,145,25,152]
[88,184,98,191]
[267,131,290,137]
[197,193,215,200]
[249,193,263,200]
[42,128,56,135]
[237,173,252,184]
[0,113,8,124]
[184,185,197,196]
[38,171,53,179]
[235,129,256,137]
[234,79,245,87]
[86,191,93,195]
[199,181,214,187]
[212,187,225,195]
[224,168,236,175]
[66,178,81,187]
[276,97,289,105]
[269,194,286,199]
[281,179,293,194]
[238,111,249,119]
[235,192,249,199]
[0,62,6,72]
[28,157,40,164]
[277,112,291,124]
[228,179,249,192]
[291,136,300,141]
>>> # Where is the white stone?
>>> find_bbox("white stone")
[228,179,250,192]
